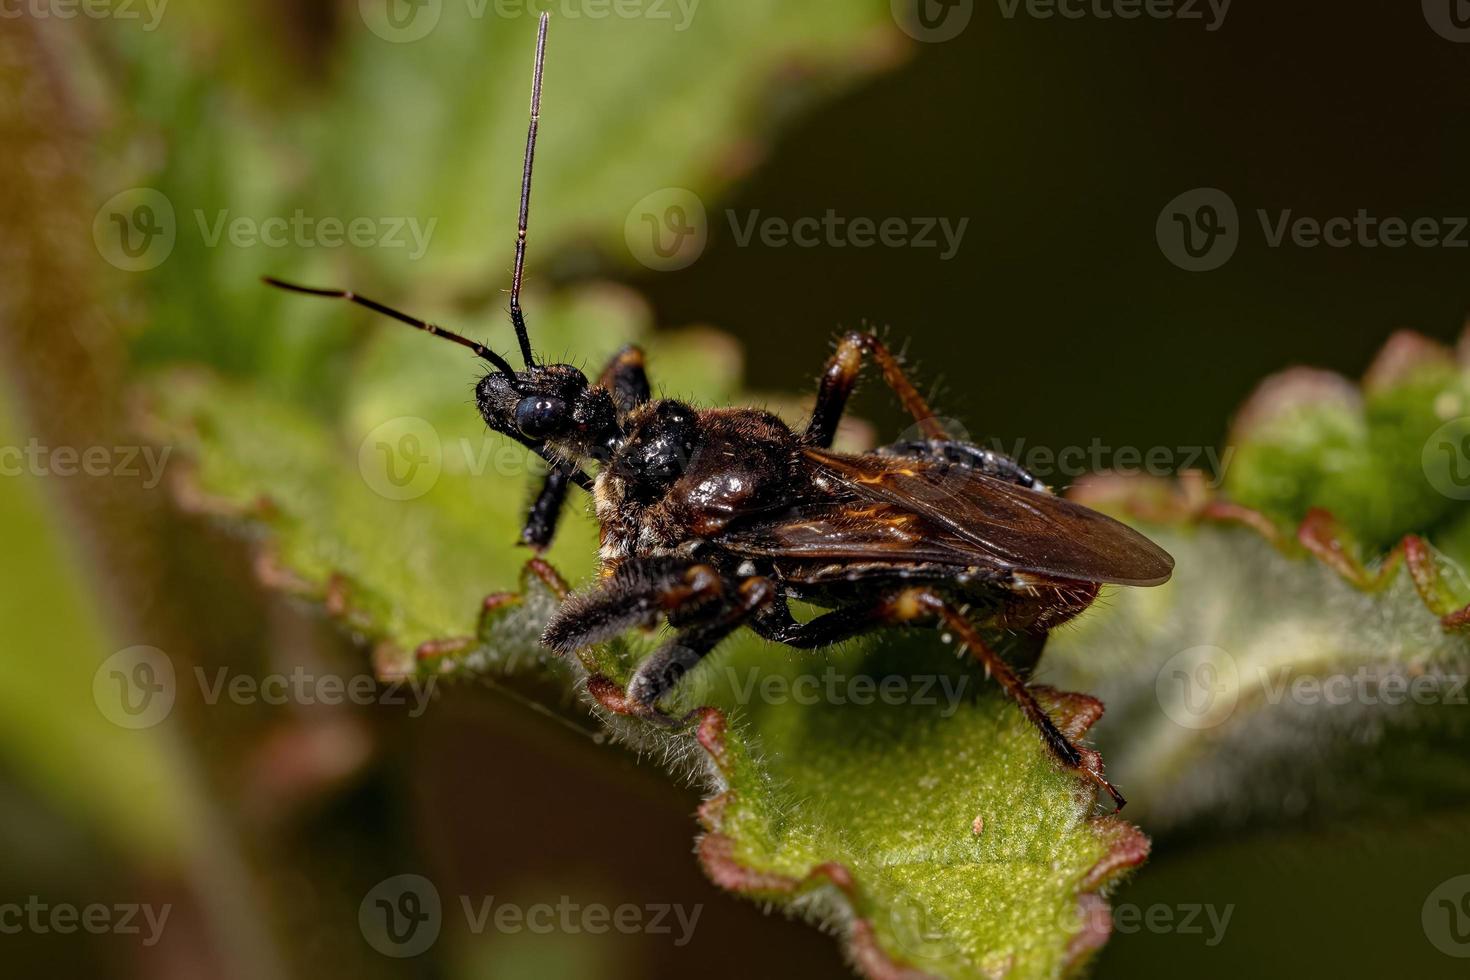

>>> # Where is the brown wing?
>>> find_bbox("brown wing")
[721,448,1173,587]
[716,498,995,567]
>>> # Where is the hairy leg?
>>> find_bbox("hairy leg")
[541,557,721,654]
[625,577,775,721]
[803,330,948,447]
[755,588,1122,807]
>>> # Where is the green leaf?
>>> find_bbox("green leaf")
[95,1,902,389]
[1045,330,1470,833]
[321,2,903,287]
[136,283,1146,979]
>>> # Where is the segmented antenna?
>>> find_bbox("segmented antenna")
[262,277,518,379]
[509,11,549,368]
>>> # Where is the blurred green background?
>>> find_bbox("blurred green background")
[2,1,1469,977]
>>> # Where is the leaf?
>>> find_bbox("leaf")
[93,1,903,388]
[320,1,905,288]
[136,282,1146,979]
[1044,329,1470,833]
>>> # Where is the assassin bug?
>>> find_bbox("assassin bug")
[266,13,1173,807]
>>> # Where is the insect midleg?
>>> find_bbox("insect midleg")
[541,559,722,654]
[519,344,650,550]
[625,576,775,722]
[748,597,903,648]
[803,330,949,447]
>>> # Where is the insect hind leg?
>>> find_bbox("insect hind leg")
[930,592,1122,808]
[751,589,1115,801]
[804,331,947,447]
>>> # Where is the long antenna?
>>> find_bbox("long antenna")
[262,277,518,380]
[509,12,548,369]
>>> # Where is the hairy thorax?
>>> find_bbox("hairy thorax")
[593,404,798,569]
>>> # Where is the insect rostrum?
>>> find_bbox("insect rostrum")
[266,13,1173,809]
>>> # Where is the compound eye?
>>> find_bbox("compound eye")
[514,396,567,440]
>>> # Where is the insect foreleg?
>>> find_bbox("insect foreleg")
[625,576,775,722]
[541,558,722,654]
[518,344,650,550]
[803,330,948,447]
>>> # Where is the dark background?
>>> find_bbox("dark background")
[641,2,1470,462]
